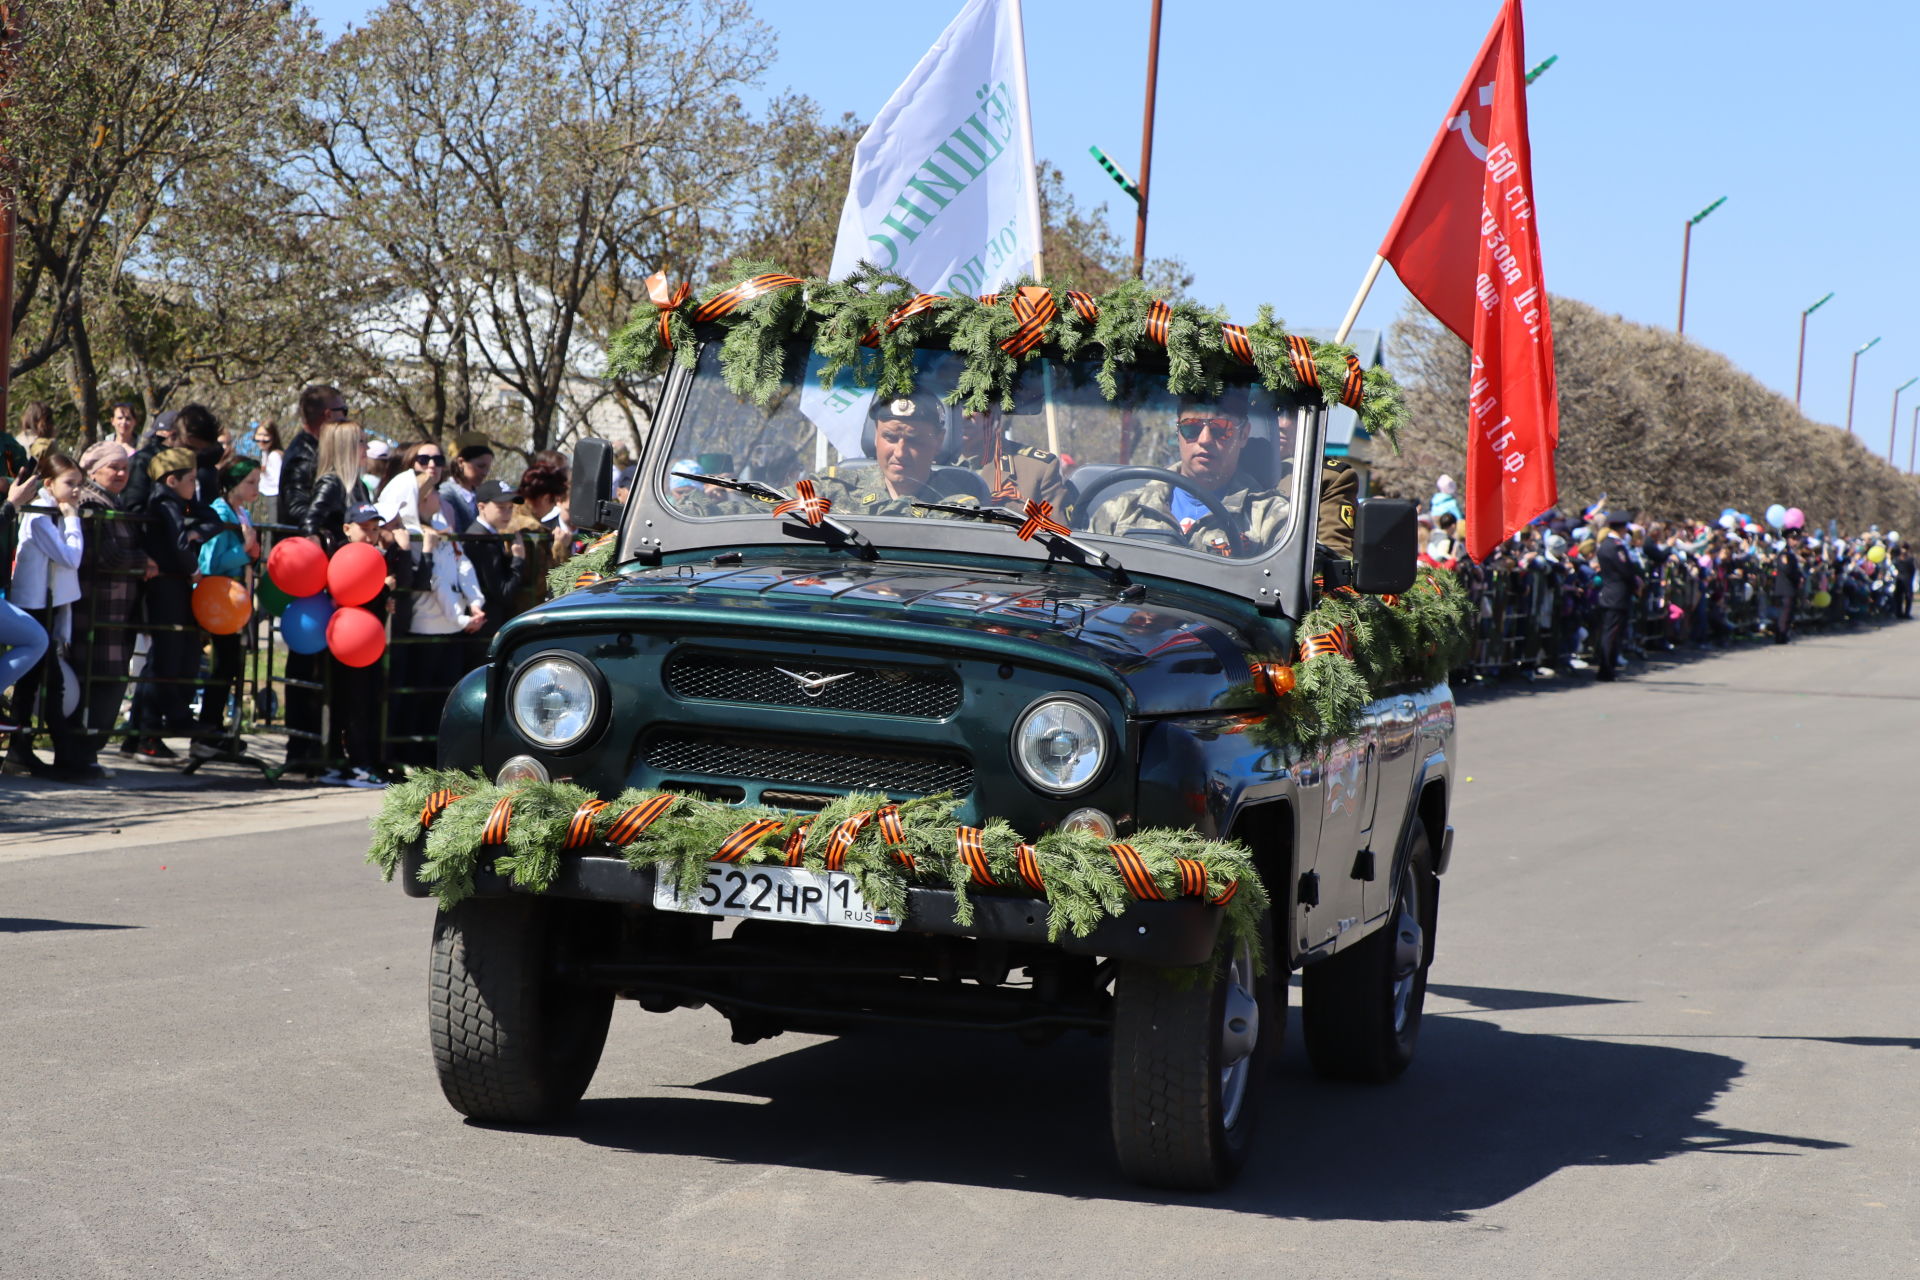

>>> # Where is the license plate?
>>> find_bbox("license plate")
[652,862,903,932]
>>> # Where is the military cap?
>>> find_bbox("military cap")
[868,390,946,425]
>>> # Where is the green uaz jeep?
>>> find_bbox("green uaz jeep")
[392,325,1457,1191]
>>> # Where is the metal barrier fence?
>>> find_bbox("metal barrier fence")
[15,508,558,779]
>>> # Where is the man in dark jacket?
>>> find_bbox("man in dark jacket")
[276,384,347,529]
[130,448,219,756]
[120,412,179,512]
[1595,510,1641,682]
[463,478,527,667]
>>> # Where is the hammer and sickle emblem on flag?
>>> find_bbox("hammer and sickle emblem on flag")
[1447,81,1496,161]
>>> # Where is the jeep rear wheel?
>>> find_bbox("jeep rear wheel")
[1108,915,1278,1190]
[428,897,614,1123]
[1301,825,1438,1082]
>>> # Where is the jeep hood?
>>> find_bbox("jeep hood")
[500,559,1281,716]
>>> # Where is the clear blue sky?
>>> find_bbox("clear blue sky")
[307,0,1920,462]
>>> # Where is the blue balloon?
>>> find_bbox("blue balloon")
[1765,503,1787,530]
[1720,507,1739,522]
[282,591,335,654]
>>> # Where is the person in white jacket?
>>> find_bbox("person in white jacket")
[6,452,92,778]
[392,478,485,764]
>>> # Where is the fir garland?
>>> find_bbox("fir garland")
[1229,570,1473,752]
[606,261,1408,449]
[368,772,1270,959]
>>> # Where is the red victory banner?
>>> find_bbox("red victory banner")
[1377,0,1556,562]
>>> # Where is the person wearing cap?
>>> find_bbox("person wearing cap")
[362,438,392,500]
[1086,391,1297,558]
[129,446,217,755]
[1595,508,1641,682]
[463,477,527,662]
[438,431,494,536]
[808,391,982,517]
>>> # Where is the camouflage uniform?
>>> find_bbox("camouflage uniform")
[1086,473,1294,557]
[1316,455,1359,557]
[810,464,980,519]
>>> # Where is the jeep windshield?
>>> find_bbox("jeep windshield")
[640,341,1320,605]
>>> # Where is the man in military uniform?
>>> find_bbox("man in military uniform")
[811,391,979,517]
[1085,391,1358,558]
[954,405,1073,516]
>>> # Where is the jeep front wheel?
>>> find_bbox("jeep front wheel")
[1108,916,1278,1190]
[1301,825,1438,1082]
[428,897,614,1123]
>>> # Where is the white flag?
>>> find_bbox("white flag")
[806,0,1042,456]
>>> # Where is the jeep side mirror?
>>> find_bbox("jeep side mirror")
[1353,498,1418,595]
[570,437,623,531]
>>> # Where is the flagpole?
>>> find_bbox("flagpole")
[1005,0,1060,453]
[1132,0,1163,279]
[1334,255,1387,345]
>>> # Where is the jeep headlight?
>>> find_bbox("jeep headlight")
[509,655,598,749]
[1012,696,1108,794]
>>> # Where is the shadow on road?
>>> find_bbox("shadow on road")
[563,987,1847,1219]
[0,917,141,933]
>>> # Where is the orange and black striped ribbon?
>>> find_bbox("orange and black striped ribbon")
[587,531,617,555]
[861,292,944,347]
[977,291,1002,306]
[782,820,812,867]
[998,285,1058,356]
[1285,334,1317,386]
[713,818,783,864]
[1249,661,1294,698]
[1014,500,1070,542]
[771,478,832,527]
[574,570,603,589]
[823,809,875,871]
[420,788,460,828]
[605,793,676,846]
[1014,843,1045,892]
[877,805,906,845]
[691,272,805,324]
[1340,353,1365,409]
[955,826,996,887]
[1144,300,1171,347]
[1174,857,1209,898]
[1108,842,1167,901]
[1209,879,1240,907]
[482,796,514,846]
[1064,290,1098,323]
[1220,322,1255,365]
[1380,593,1401,608]
[563,798,610,850]
[644,271,691,348]
[1298,625,1353,663]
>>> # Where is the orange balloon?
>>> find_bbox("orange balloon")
[191,575,253,636]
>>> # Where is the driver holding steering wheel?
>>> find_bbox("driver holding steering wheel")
[1085,391,1293,557]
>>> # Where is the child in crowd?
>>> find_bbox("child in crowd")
[5,453,92,779]
[194,459,262,754]
[132,446,215,759]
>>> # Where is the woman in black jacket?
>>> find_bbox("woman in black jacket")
[130,447,216,757]
[301,422,365,554]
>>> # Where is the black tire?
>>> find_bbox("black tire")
[1108,914,1280,1190]
[1301,825,1439,1083]
[428,897,614,1123]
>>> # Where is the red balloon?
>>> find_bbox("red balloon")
[325,605,387,668]
[191,575,253,636]
[267,537,329,598]
[327,541,388,607]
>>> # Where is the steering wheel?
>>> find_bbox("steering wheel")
[1074,466,1255,559]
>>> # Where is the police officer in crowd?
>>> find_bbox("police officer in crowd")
[1595,508,1642,681]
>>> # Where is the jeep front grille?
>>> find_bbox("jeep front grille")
[664,651,962,719]
[645,733,973,797]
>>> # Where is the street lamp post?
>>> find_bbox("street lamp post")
[1676,196,1727,335]
[1911,405,1919,473]
[1845,337,1881,435]
[1892,377,1918,463]
[1795,291,1835,409]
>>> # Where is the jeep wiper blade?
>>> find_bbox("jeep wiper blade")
[912,501,1130,586]
[672,472,876,560]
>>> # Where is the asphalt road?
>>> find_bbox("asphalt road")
[4,626,1917,1279]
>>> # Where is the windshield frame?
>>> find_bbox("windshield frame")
[618,335,1330,619]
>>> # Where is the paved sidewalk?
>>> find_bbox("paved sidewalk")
[1,732,384,861]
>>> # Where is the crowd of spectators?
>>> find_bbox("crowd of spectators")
[1418,474,1917,685]
[0,387,579,787]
